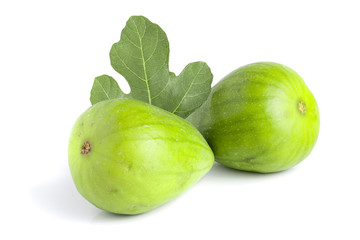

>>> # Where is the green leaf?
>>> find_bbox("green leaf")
[91,16,213,118]
[90,75,130,105]
[153,62,213,118]
[110,16,169,104]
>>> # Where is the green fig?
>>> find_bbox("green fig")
[187,62,320,173]
[68,99,214,214]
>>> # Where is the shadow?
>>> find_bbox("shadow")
[30,167,168,223]
[203,162,293,183]
[29,168,101,222]
[91,210,142,223]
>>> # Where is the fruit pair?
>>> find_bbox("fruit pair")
[68,62,320,214]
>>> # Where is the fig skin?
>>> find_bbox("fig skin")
[68,99,214,214]
[187,62,320,173]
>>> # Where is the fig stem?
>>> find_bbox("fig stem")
[298,101,306,114]
[81,141,91,154]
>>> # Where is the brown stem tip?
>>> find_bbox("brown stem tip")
[298,101,306,114]
[81,141,91,155]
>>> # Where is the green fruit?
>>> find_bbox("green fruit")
[187,62,319,173]
[68,99,214,214]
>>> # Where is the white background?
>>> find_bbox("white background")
[1,0,359,239]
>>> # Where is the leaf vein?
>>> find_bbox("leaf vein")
[114,48,146,82]
[132,17,151,104]
[144,28,159,63]
[97,81,110,100]
[123,33,141,49]
[172,64,205,114]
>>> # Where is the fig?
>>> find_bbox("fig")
[68,99,214,214]
[187,62,320,173]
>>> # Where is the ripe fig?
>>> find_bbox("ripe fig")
[187,62,320,173]
[68,99,214,214]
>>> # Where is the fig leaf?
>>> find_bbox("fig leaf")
[91,16,213,118]
[153,62,213,118]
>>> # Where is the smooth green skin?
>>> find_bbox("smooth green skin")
[68,99,214,214]
[187,62,320,173]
